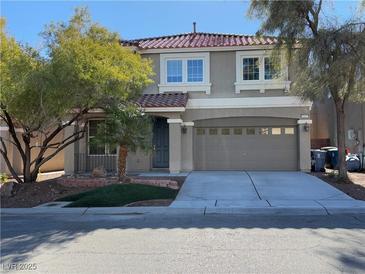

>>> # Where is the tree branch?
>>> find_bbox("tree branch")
[0,138,23,184]
[31,108,89,168]
[0,136,18,147]
[31,130,85,177]
[30,128,85,166]
[1,108,26,162]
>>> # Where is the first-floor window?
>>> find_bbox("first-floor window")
[88,120,117,155]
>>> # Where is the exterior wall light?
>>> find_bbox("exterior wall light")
[304,123,310,132]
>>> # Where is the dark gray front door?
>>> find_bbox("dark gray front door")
[152,118,169,168]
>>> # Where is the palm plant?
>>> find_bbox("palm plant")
[94,102,152,181]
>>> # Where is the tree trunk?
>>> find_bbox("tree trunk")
[22,142,36,183]
[335,105,348,181]
[118,144,128,182]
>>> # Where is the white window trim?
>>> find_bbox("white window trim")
[235,50,291,94]
[88,119,117,156]
[159,52,211,94]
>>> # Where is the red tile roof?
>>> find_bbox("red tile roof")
[137,93,188,108]
[122,32,278,50]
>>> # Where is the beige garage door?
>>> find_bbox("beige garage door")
[194,118,298,171]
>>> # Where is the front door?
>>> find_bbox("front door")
[152,117,169,168]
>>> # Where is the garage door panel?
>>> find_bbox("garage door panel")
[194,123,298,171]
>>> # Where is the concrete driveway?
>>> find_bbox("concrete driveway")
[170,171,354,209]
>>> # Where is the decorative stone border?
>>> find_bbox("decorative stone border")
[132,179,179,190]
[57,177,180,190]
[57,178,116,188]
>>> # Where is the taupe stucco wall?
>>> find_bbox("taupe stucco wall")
[183,106,309,122]
[127,149,151,172]
[344,102,365,153]
[311,99,365,153]
[310,100,332,140]
[142,53,160,95]
[141,51,292,98]
[1,129,65,175]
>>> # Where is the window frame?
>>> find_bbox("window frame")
[242,57,260,81]
[164,57,205,84]
[88,119,117,156]
[166,59,183,83]
[284,127,295,135]
[159,52,211,94]
[264,57,280,80]
[235,50,289,94]
[187,59,204,82]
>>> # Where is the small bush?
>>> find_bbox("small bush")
[0,173,9,184]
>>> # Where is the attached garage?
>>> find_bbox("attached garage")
[194,117,298,171]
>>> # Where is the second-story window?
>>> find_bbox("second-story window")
[160,52,211,94]
[166,59,204,83]
[167,60,183,83]
[264,57,279,80]
[187,59,203,82]
[242,58,259,80]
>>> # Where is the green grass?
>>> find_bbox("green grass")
[58,184,178,207]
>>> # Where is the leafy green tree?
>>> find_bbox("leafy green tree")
[0,8,153,183]
[93,102,152,181]
[249,0,365,180]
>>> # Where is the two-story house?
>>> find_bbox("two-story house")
[64,31,313,175]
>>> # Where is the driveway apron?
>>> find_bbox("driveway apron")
[170,171,260,208]
[247,171,352,200]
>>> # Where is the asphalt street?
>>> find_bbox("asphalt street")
[1,213,365,273]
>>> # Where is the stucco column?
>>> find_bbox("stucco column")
[64,125,76,175]
[167,119,182,173]
[298,119,312,172]
[181,122,194,171]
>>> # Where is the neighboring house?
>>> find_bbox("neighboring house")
[64,31,313,175]
[311,99,365,156]
[0,126,65,175]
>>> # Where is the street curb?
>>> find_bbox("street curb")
[1,206,365,216]
[0,208,88,215]
[84,207,205,215]
[204,207,329,216]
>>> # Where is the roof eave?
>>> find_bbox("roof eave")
[137,44,277,54]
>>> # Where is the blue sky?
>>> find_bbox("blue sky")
[1,1,362,49]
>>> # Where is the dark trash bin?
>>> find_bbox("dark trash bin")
[327,148,338,169]
[311,149,326,172]
[320,146,337,168]
[346,154,361,172]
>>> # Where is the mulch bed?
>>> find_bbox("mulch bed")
[1,176,186,208]
[313,171,365,201]
[1,180,98,208]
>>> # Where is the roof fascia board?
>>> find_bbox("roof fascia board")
[143,107,186,113]
[138,45,276,54]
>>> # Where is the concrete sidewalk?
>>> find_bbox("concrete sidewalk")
[2,199,365,216]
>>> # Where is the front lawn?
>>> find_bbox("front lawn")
[58,184,178,207]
